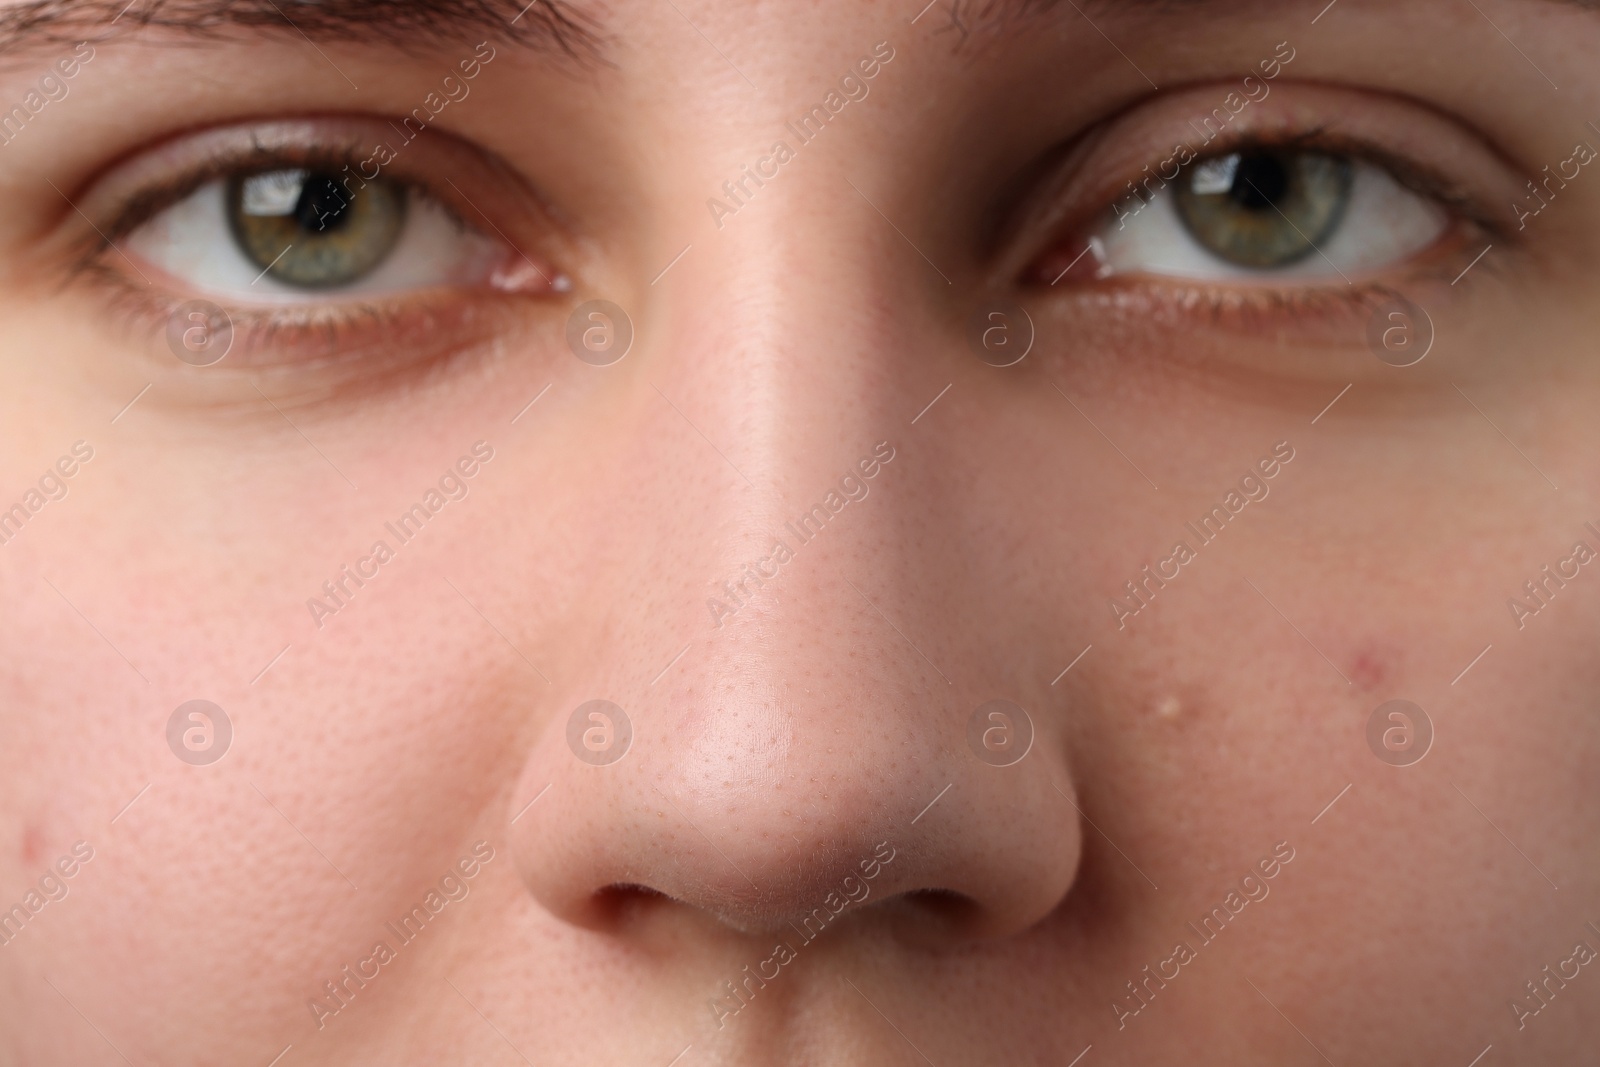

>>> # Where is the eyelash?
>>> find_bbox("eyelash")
[1036,121,1497,271]
[82,142,437,266]
[71,107,1506,380]
[1010,129,1507,347]
[1220,129,1500,237]
[67,135,564,381]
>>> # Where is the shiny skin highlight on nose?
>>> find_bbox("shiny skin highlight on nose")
[505,412,1085,945]
[511,639,1084,942]
[493,122,1093,946]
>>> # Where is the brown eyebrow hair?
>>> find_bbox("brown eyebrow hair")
[939,0,1599,40]
[0,0,604,61]
[0,0,1589,64]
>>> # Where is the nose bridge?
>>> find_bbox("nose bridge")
[612,23,930,562]
[657,176,909,462]
[633,203,943,815]
[627,182,926,638]
[505,127,1083,943]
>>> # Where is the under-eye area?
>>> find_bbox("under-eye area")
[2,1,1596,1065]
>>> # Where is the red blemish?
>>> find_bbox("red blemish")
[1348,643,1398,693]
[20,822,44,867]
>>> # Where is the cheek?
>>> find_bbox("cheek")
[0,417,526,1021]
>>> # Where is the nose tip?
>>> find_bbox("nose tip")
[508,682,1084,944]
[502,263,1085,943]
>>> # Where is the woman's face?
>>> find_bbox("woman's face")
[2,0,1598,1062]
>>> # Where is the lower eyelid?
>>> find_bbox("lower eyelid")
[85,261,550,392]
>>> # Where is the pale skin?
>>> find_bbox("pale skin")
[1,0,1599,1062]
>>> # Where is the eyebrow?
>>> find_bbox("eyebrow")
[0,0,1589,66]
[0,0,604,61]
[939,0,1599,39]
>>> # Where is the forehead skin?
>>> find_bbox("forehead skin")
[0,0,1598,1065]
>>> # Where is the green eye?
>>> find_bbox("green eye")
[1172,149,1354,269]
[226,169,406,289]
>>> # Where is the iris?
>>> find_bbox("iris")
[226,168,407,288]
[1173,149,1353,268]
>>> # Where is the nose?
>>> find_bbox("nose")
[504,169,1084,945]
[515,654,1082,941]
[513,635,1083,941]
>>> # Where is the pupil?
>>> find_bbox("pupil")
[1229,154,1290,212]
[295,174,352,234]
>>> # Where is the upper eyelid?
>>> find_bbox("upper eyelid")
[995,83,1524,281]
[94,143,392,247]
[58,118,562,275]
[1105,128,1485,235]
[1150,129,1490,230]
[55,91,1518,289]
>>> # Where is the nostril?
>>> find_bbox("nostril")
[598,882,668,899]
[902,888,979,920]
[590,883,675,927]
[884,888,986,944]
[510,692,1084,947]
[903,888,971,908]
